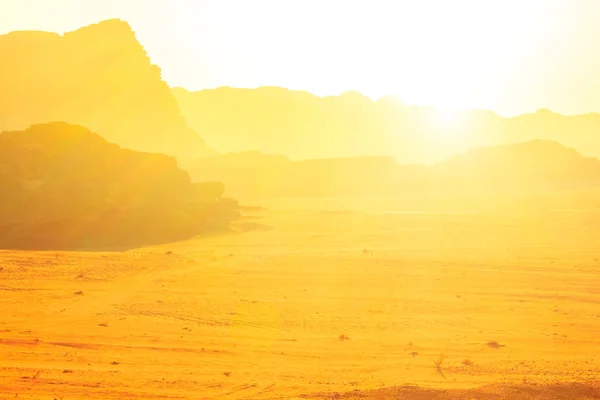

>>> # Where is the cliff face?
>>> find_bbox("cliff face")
[0,122,236,250]
[0,20,212,160]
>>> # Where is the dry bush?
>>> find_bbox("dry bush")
[433,354,447,378]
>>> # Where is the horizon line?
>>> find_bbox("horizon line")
[171,85,600,120]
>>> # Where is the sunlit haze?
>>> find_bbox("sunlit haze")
[5,2,600,399]
[2,0,600,115]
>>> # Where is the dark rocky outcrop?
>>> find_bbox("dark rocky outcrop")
[0,122,237,250]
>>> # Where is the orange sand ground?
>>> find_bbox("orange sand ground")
[1,200,600,399]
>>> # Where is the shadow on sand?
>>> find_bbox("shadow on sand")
[0,217,274,252]
[305,382,600,399]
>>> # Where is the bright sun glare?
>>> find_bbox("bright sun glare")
[166,0,560,115]
[434,107,463,132]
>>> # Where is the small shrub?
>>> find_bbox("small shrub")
[434,354,446,369]
[433,354,447,378]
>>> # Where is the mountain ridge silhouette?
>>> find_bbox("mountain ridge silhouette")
[173,86,600,164]
[186,139,600,198]
[0,19,213,161]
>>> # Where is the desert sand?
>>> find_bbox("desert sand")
[1,199,600,399]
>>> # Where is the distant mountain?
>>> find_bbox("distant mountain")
[0,122,237,250]
[430,140,600,194]
[173,87,420,161]
[173,87,600,164]
[0,20,213,160]
[186,151,402,198]
[186,151,291,197]
[185,141,600,199]
[503,109,600,155]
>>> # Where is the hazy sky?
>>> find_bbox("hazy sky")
[2,0,600,116]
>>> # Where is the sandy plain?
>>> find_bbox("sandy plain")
[1,198,600,399]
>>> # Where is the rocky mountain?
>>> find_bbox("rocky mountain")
[186,151,402,198]
[173,87,410,160]
[0,122,237,250]
[173,87,600,164]
[0,19,212,160]
[185,141,600,199]
[430,140,600,194]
